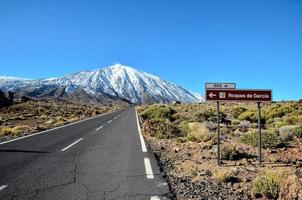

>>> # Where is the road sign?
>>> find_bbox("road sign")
[205,83,236,90]
[206,89,272,102]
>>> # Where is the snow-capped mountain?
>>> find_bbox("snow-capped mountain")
[0,64,204,104]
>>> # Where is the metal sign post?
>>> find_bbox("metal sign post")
[257,102,262,166]
[217,101,221,166]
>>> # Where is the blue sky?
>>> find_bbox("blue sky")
[0,0,301,100]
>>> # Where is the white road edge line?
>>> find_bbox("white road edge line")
[0,185,8,191]
[61,138,83,152]
[96,126,104,131]
[107,120,112,124]
[0,109,124,146]
[135,108,147,152]
[144,158,154,179]
[150,196,160,200]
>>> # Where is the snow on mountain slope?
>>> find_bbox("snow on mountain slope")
[0,64,204,104]
[0,76,33,91]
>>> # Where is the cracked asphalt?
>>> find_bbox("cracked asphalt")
[0,107,171,200]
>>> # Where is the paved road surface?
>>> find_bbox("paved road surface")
[0,107,171,200]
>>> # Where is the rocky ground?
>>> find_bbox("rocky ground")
[138,103,302,200]
[0,99,127,140]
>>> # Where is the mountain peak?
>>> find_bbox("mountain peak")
[107,64,138,73]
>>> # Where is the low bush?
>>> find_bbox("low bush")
[191,168,198,177]
[213,169,233,183]
[191,109,213,122]
[252,170,282,199]
[238,109,257,123]
[294,126,302,138]
[221,144,240,160]
[185,122,214,142]
[241,131,282,148]
[232,106,247,119]
[283,115,302,126]
[241,131,258,147]
[279,126,294,142]
[140,104,176,122]
[144,118,181,139]
[238,120,251,132]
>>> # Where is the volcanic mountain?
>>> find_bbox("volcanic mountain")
[0,64,203,104]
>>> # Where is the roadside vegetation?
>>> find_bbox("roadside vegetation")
[138,102,302,199]
[0,100,126,139]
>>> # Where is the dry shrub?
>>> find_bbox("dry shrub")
[221,144,240,160]
[185,122,213,142]
[238,120,251,132]
[213,169,233,183]
[279,126,294,142]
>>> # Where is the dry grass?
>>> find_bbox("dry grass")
[0,127,13,137]
[11,125,30,136]
[0,125,30,137]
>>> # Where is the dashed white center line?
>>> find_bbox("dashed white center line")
[114,116,118,120]
[135,109,147,152]
[144,158,154,179]
[0,185,8,191]
[150,196,160,200]
[107,120,112,124]
[61,138,83,152]
[96,126,103,131]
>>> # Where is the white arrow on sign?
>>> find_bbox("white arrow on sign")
[209,92,216,98]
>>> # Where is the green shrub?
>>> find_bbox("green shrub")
[140,104,176,122]
[153,120,181,139]
[191,168,198,177]
[271,120,286,129]
[209,111,227,123]
[252,170,282,199]
[185,122,214,142]
[241,131,282,148]
[232,106,247,119]
[191,109,212,122]
[263,131,283,148]
[238,109,257,123]
[294,126,302,138]
[283,115,302,126]
[241,131,258,147]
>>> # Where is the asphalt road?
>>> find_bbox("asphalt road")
[0,107,170,200]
